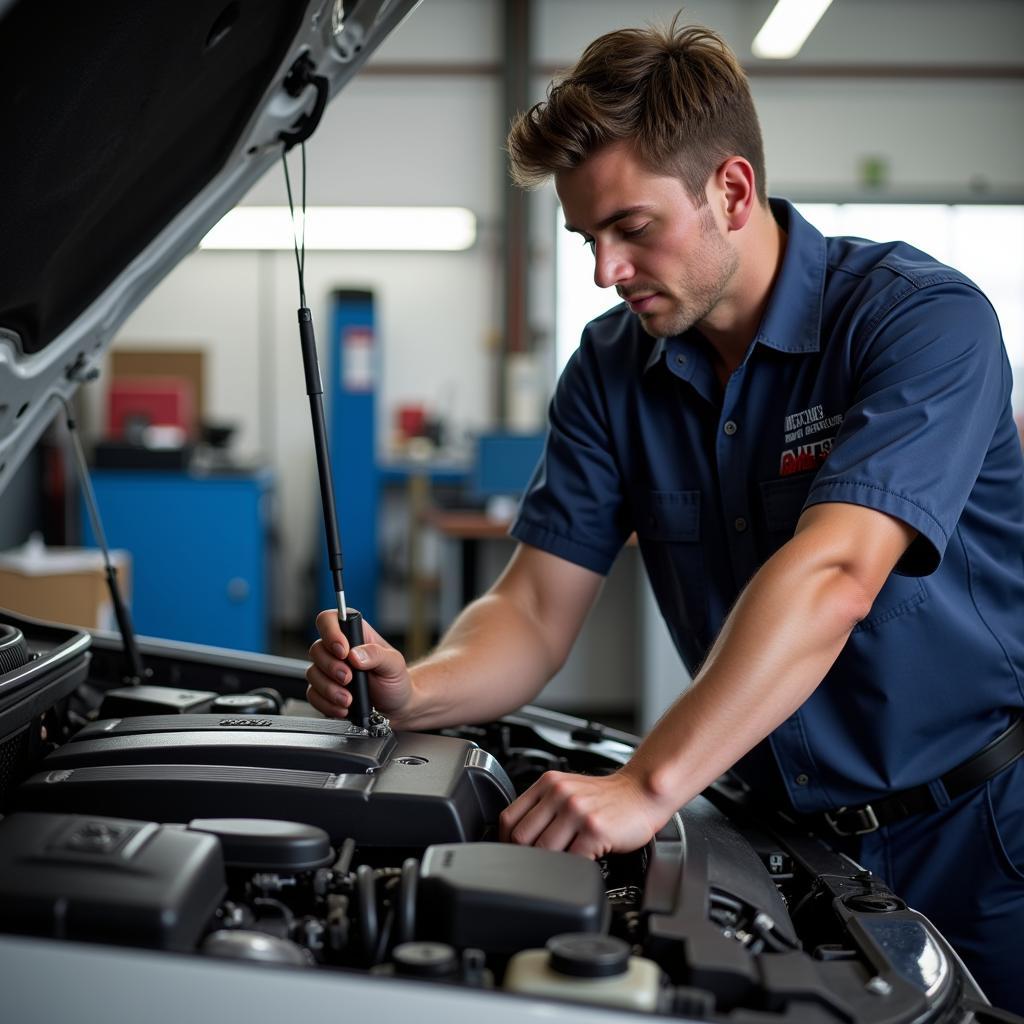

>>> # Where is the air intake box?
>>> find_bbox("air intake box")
[0,812,225,950]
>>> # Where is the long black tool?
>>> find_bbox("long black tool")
[283,144,372,730]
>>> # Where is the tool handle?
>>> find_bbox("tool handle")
[340,610,371,730]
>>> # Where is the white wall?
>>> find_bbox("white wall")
[94,0,1024,636]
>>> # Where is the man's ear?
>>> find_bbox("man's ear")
[714,157,757,231]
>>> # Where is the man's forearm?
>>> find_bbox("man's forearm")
[621,527,875,816]
[390,545,603,733]
[394,592,563,731]
[491,537,870,859]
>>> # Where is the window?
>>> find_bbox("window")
[555,202,1024,417]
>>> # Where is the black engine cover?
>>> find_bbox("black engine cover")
[17,717,514,846]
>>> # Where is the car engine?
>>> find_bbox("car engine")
[0,610,988,1021]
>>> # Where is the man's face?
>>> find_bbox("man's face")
[555,140,738,339]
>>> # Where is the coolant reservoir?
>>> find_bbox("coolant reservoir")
[504,934,662,1011]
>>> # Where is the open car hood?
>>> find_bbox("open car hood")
[0,0,420,497]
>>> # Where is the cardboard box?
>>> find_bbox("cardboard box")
[0,536,131,630]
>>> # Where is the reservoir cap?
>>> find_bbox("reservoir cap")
[547,933,630,978]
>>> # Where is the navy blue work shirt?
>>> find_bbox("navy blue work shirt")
[511,198,1024,814]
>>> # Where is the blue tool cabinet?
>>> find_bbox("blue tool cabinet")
[82,469,273,652]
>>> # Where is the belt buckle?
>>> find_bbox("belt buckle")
[824,804,880,837]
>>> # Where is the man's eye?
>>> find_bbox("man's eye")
[582,237,595,252]
[622,224,649,239]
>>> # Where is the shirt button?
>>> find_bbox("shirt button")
[723,420,737,436]
[795,773,810,786]
[734,517,748,533]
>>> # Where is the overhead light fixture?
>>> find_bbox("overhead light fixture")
[752,0,834,60]
[199,206,477,251]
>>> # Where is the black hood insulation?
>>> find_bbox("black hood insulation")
[0,0,307,354]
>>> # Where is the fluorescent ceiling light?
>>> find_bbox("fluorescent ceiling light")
[200,206,477,251]
[752,0,834,59]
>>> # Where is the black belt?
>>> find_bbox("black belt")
[812,717,1024,838]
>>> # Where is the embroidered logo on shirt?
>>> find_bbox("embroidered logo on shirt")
[780,404,844,476]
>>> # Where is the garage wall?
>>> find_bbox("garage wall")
[94,0,1024,632]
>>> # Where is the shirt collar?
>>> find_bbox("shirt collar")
[643,197,826,374]
[756,198,825,355]
[644,336,669,373]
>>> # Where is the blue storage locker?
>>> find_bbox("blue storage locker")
[82,469,272,652]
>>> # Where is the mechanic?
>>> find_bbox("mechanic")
[307,19,1024,1007]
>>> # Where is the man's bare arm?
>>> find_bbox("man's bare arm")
[627,501,916,804]
[501,502,918,855]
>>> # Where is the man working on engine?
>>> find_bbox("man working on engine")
[306,19,1024,1007]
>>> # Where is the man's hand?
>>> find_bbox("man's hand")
[306,609,413,724]
[498,768,672,859]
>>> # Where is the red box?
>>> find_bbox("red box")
[108,377,195,439]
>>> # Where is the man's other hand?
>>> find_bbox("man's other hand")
[498,769,671,859]
[306,609,413,724]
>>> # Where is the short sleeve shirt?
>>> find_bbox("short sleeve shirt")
[511,198,1024,813]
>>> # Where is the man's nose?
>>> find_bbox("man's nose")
[593,241,632,289]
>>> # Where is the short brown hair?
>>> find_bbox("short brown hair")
[507,16,767,205]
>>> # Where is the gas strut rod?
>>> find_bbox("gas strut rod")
[283,140,371,730]
[296,306,372,730]
[58,394,147,686]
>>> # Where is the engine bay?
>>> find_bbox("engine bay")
[0,610,986,1021]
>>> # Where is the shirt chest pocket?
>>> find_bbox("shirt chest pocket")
[635,489,708,643]
[761,472,816,535]
[759,474,927,633]
[640,489,700,541]
[760,473,816,565]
